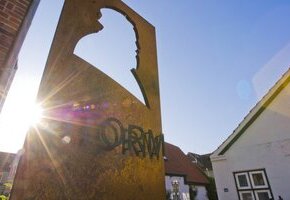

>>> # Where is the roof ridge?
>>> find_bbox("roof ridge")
[212,66,290,156]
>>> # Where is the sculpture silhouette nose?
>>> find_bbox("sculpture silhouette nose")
[96,11,104,32]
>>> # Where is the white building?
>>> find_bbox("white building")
[165,143,209,200]
[211,69,290,200]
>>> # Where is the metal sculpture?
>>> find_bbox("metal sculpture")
[11,0,165,199]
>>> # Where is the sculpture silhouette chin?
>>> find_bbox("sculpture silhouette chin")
[74,8,146,105]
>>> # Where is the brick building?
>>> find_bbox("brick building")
[0,0,39,111]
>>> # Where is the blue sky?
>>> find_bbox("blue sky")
[1,0,290,154]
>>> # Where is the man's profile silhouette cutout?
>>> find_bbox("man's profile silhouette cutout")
[74,8,145,104]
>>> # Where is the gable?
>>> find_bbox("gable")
[164,143,209,185]
[213,68,290,156]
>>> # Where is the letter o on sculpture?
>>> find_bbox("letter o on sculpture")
[99,118,124,150]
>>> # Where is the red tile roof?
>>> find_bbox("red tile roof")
[164,143,209,185]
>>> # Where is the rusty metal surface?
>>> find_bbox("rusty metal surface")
[11,0,165,199]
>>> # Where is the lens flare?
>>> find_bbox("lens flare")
[28,104,43,126]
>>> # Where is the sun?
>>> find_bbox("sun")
[0,80,44,153]
[0,101,44,153]
[26,104,44,126]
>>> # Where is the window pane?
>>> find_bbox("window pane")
[252,173,265,186]
[258,192,270,200]
[255,190,271,200]
[241,192,254,200]
[238,174,249,187]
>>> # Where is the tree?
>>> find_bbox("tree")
[206,177,218,200]
[189,185,197,200]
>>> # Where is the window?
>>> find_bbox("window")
[234,169,273,200]
[249,171,268,188]
[235,172,251,189]
[239,191,254,200]
[254,190,272,200]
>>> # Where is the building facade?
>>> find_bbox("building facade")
[165,143,209,200]
[187,152,214,178]
[211,68,290,200]
[0,152,15,195]
[0,0,39,111]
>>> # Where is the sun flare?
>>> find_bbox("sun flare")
[27,104,44,126]
[0,79,44,153]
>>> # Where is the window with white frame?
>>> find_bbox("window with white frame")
[249,171,268,189]
[239,191,254,200]
[234,169,273,200]
[235,172,251,190]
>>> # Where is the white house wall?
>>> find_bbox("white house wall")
[195,185,208,200]
[165,176,190,200]
[212,157,238,200]
[212,82,290,200]
[165,176,209,200]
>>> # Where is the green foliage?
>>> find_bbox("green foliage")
[3,183,12,190]
[166,190,171,200]
[0,195,7,200]
[189,186,197,200]
[206,177,218,200]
